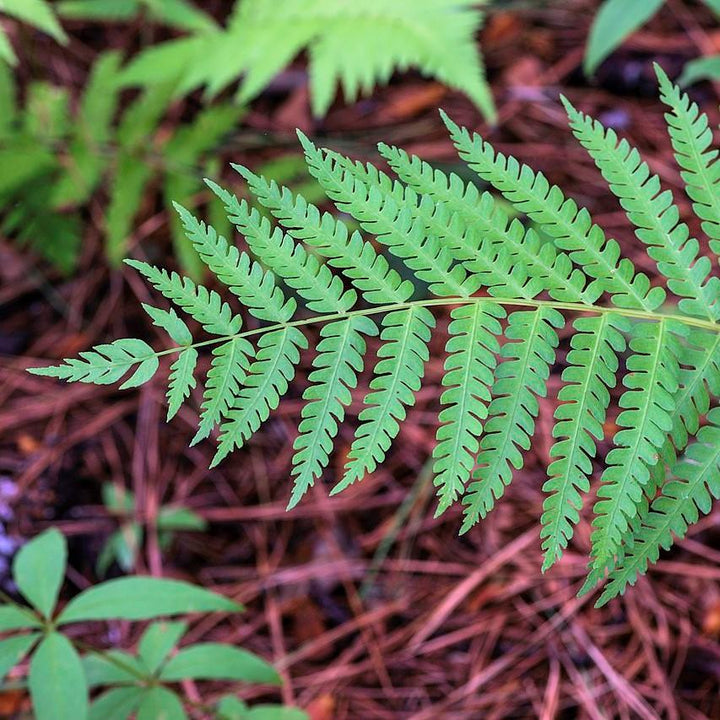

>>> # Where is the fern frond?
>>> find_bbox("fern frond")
[167,348,198,422]
[208,177,355,314]
[590,321,681,570]
[655,64,720,256]
[30,73,720,603]
[142,304,193,347]
[441,111,665,312]
[193,338,255,445]
[289,316,378,508]
[541,314,628,570]
[336,307,435,494]
[300,141,475,298]
[212,327,308,466]
[461,308,564,533]
[28,339,158,390]
[225,150,413,305]
[331,149,543,301]
[120,0,494,120]
[598,408,720,606]
[379,142,602,305]
[173,202,296,323]
[125,260,242,336]
[563,97,720,322]
[433,302,504,514]
[671,332,720,454]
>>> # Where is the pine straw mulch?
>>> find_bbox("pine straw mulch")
[3,1,720,718]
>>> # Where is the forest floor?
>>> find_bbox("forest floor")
[3,1,720,718]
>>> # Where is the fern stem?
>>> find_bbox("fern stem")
[140,297,720,363]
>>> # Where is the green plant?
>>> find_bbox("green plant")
[29,66,720,607]
[0,52,241,275]
[97,482,207,577]
[0,0,67,65]
[584,0,720,78]
[0,528,303,720]
[84,621,304,720]
[58,0,217,31]
[115,0,496,120]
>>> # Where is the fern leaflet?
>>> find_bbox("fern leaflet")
[433,302,503,514]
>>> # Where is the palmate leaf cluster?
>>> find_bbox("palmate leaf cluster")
[31,66,720,605]
[0,529,305,720]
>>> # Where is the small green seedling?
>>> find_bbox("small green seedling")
[97,482,207,576]
[84,620,306,720]
[0,528,303,720]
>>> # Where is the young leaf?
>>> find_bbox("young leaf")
[58,577,241,624]
[29,633,88,720]
[88,687,145,720]
[0,633,40,681]
[84,650,147,687]
[160,643,280,684]
[137,621,187,673]
[12,528,66,619]
[137,687,187,720]
[0,605,42,631]
[584,0,665,75]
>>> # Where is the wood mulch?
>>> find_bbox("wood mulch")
[3,1,720,717]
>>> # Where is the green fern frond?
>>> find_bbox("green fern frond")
[209,177,355,315]
[655,64,720,256]
[461,308,563,532]
[31,70,720,604]
[379,142,601,305]
[119,0,495,120]
[541,314,628,570]
[241,139,413,306]
[125,260,242,336]
[441,110,665,312]
[142,304,193,347]
[29,339,158,390]
[336,307,435,494]
[590,321,681,570]
[212,328,307,466]
[173,202,296,323]
[433,302,503,514]
[671,332,720,453]
[290,316,378,508]
[167,348,198,422]
[598,408,720,606]
[301,142,474,298]
[193,338,254,445]
[563,97,720,322]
